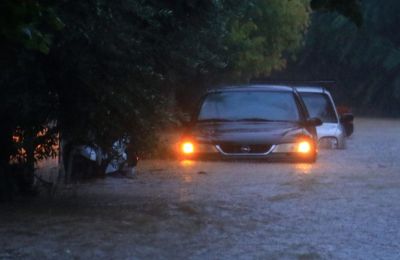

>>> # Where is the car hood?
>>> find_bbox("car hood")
[189,121,309,144]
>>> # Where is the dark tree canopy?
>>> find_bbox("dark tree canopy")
[311,0,363,27]
[271,0,400,116]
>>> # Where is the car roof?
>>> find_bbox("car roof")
[208,84,295,93]
[295,86,327,93]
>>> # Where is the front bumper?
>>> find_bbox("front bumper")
[178,143,317,162]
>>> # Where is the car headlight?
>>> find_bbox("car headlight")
[297,141,312,153]
[179,141,217,155]
[181,141,195,154]
[318,137,338,149]
[273,141,314,154]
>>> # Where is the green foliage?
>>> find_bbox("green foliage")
[50,0,312,146]
[0,50,59,186]
[0,0,63,54]
[227,0,310,79]
[310,0,363,27]
[273,0,400,115]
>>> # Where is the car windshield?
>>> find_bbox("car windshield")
[198,91,300,122]
[299,92,337,123]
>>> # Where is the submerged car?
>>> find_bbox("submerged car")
[77,138,137,174]
[63,137,138,182]
[296,86,354,149]
[178,85,322,162]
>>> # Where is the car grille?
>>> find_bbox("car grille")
[218,144,273,154]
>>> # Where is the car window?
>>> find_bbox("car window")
[198,91,300,121]
[299,92,337,123]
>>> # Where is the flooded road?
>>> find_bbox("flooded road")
[1,118,400,259]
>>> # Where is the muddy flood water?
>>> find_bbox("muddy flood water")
[1,118,400,259]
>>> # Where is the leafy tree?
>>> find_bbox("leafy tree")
[226,0,310,79]
[310,0,363,26]
[272,0,400,116]
[50,0,312,147]
[173,0,310,109]
[0,1,63,200]
[0,0,63,53]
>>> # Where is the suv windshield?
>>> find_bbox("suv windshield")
[299,92,337,123]
[198,91,300,122]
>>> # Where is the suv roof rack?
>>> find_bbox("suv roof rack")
[249,80,336,87]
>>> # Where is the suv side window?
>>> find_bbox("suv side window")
[300,93,338,123]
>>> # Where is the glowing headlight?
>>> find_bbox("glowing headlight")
[297,141,312,153]
[181,142,194,154]
[273,141,313,154]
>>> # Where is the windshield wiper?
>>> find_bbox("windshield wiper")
[235,118,296,122]
[235,118,275,122]
[197,118,233,122]
[198,118,295,123]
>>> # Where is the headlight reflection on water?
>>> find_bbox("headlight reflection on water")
[180,158,314,177]
[180,160,196,183]
[295,163,313,174]
[180,160,195,167]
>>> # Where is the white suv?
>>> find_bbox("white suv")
[296,86,352,149]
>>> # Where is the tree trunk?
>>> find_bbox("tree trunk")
[0,126,15,201]
[24,132,36,191]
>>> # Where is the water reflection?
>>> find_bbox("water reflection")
[294,163,313,174]
[180,160,195,183]
[180,160,195,167]
[178,160,197,201]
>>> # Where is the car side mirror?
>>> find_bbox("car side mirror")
[340,113,354,123]
[306,117,323,127]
